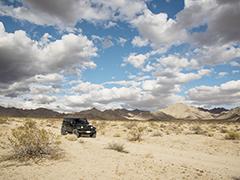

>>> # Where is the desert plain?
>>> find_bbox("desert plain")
[0,117,240,180]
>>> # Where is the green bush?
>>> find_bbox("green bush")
[8,120,61,160]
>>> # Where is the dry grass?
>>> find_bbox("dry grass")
[106,142,128,153]
[7,120,62,161]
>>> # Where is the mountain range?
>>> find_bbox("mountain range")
[0,103,239,121]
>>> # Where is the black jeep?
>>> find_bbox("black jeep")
[61,117,96,138]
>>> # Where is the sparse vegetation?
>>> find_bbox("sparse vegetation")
[224,131,240,140]
[113,133,121,137]
[191,125,206,135]
[127,126,143,142]
[0,117,8,124]
[149,122,158,128]
[8,120,62,160]
[123,122,137,129]
[107,142,128,153]
[152,131,163,137]
[65,134,78,141]
[95,121,107,135]
[220,127,228,133]
[78,139,85,143]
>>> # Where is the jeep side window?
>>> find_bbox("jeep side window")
[71,119,76,125]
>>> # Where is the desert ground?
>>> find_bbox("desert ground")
[0,117,240,180]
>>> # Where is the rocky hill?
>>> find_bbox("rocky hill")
[158,103,215,120]
[216,107,240,121]
[74,108,173,121]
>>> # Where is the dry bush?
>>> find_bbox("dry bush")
[220,127,228,133]
[111,123,118,127]
[152,131,163,137]
[65,134,78,141]
[107,142,128,153]
[191,125,206,135]
[78,139,85,144]
[8,120,62,160]
[224,131,240,140]
[97,121,107,129]
[0,117,9,124]
[127,126,143,142]
[149,122,158,128]
[95,121,107,135]
[159,124,166,128]
[209,124,218,130]
[113,133,121,137]
[206,132,214,137]
[123,122,137,129]
[147,128,153,132]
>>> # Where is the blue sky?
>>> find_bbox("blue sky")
[0,0,239,112]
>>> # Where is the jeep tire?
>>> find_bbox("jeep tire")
[91,133,96,138]
[73,129,80,138]
[61,127,67,135]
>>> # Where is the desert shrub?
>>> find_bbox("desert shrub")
[224,131,240,140]
[65,134,78,141]
[107,142,128,153]
[147,128,153,132]
[78,139,85,144]
[97,121,107,129]
[127,126,143,142]
[159,124,166,128]
[96,121,107,134]
[123,122,137,129]
[220,127,228,133]
[207,132,214,137]
[8,120,61,160]
[152,131,162,137]
[0,117,8,124]
[113,133,121,137]
[191,125,206,135]
[111,123,118,127]
[149,122,158,128]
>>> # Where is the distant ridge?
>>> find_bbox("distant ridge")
[0,104,239,121]
[216,107,240,121]
[0,106,63,118]
[73,108,173,121]
[198,107,228,114]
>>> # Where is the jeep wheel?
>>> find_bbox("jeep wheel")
[61,128,67,135]
[91,133,96,138]
[73,129,80,138]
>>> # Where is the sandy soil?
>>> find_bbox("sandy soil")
[0,118,240,180]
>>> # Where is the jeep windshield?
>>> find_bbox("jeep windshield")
[75,119,89,125]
